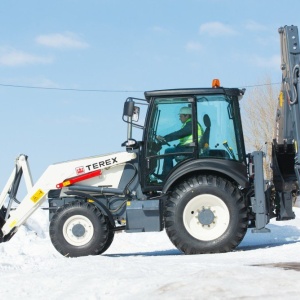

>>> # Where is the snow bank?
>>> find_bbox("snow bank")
[1,208,300,299]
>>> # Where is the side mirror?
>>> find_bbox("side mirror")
[123,100,140,122]
[123,100,134,117]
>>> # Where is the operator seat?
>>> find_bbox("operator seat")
[199,114,211,150]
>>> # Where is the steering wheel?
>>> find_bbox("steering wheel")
[155,136,170,147]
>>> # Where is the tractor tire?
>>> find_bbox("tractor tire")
[164,175,248,254]
[50,201,113,257]
[101,218,115,253]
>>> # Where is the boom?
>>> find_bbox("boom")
[272,25,300,219]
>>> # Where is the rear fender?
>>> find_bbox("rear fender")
[162,159,248,193]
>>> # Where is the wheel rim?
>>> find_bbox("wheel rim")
[63,215,94,246]
[183,194,230,241]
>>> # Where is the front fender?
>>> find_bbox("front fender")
[162,158,248,193]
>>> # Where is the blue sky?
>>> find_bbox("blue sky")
[0,0,300,183]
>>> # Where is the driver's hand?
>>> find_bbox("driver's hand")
[156,135,166,143]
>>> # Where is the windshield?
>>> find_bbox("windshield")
[152,97,194,142]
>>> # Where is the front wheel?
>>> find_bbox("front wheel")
[50,201,113,257]
[164,175,248,254]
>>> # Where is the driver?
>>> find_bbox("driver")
[156,107,203,178]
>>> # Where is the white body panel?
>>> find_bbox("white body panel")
[1,151,136,236]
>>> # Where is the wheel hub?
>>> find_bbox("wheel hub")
[72,223,86,237]
[63,215,94,246]
[183,194,230,241]
[198,207,215,226]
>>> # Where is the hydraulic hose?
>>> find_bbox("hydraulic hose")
[290,64,300,105]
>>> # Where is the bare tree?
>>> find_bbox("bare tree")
[240,77,280,179]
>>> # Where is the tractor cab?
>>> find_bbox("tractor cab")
[123,80,248,192]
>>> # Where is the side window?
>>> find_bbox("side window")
[197,96,241,161]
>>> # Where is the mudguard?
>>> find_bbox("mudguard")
[162,158,248,193]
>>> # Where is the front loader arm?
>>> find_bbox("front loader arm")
[0,152,136,241]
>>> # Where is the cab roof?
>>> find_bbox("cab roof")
[144,87,245,102]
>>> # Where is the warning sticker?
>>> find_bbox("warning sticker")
[30,189,45,203]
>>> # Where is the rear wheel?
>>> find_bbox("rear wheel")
[164,175,248,254]
[50,201,113,257]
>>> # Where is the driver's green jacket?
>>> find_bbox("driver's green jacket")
[164,118,203,146]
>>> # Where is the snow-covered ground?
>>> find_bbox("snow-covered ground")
[1,207,300,300]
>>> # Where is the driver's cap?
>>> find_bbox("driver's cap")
[179,107,191,115]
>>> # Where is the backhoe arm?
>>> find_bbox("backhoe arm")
[272,25,300,219]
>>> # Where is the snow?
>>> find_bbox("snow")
[1,208,300,299]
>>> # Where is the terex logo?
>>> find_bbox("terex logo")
[76,166,85,175]
[86,157,118,171]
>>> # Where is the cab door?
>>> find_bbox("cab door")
[142,97,198,189]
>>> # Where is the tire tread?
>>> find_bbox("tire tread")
[164,175,248,254]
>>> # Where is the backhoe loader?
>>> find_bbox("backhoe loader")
[0,25,299,257]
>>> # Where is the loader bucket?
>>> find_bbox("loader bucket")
[0,210,15,243]
[0,217,4,228]
[0,207,7,242]
[0,207,5,227]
